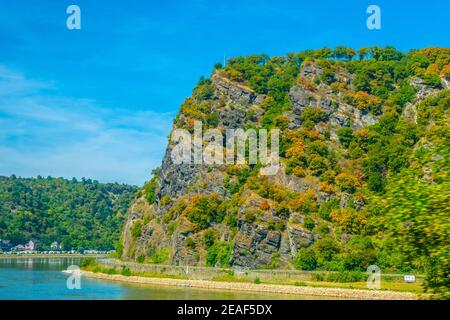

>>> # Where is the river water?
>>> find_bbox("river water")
[0,257,322,300]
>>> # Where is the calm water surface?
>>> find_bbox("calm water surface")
[0,257,322,300]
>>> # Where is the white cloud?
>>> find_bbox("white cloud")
[0,66,174,185]
[0,65,54,96]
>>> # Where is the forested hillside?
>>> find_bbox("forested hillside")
[0,175,138,250]
[121,46,449,298]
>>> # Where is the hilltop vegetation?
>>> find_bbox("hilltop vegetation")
[0,176,138,250]
[122,46,449,298]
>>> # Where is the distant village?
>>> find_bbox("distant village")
[0,239,112,255]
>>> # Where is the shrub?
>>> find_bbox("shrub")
[167,221,178,235]
[214,62,223,70]
[193,77,215,100]
[318,198,340,220]
[274,115,290,129]
[344,91,382,113]
[160,195,172,206]
[271,253,281,269]
[203,229,216,248]
[184,193,224,230]
[304,217,315,230]
[314,223,330,236]
[143,176,158,205]
[442,64,450,80]
[151,248,169,264]
[367,172,384,193]
[186,237,196,249]
[105,267,117,275]
[326,271,366,282]
[422,71,442,88]
[341,236,376,271]
[115,240,123,258]
[314,237,340,263]
[321,170,336,183]
[424,256,450,299]
[206,242,232,267]
[288,190,318,214]
[121,266,132,276]
[300,106,329,124]
[131,220,143,239]
[81,257,96,268]
[335,173,358,193]
[330,208,368,234]
[307,154,329,176]
[206,112,220,127]
[244,211,256,223]
[294,281,307,286]
[295,248,317,271]
[337,127,353,148]
[311,272,326,281]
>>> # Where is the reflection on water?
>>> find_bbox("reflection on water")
[0,258,325,300]
[0,257,82,270]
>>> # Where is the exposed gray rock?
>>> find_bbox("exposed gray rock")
[212,76,256,105]
[218,105,247,129]
[229,222,283,268]
[283,111,301,129]
[289,86,316,114]
[330,103,378,129]
[319,97,335,113]
[402,102,418,124]
[410,77,442,101]
[289,86,337,116]
[155,147,197,206]
[354,198,365,211]
[287,226,314,258]
[301,63,323,78]
[339,193,351,209]
[254,94,266,105]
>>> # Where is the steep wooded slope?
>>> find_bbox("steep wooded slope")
[121,46,449,296]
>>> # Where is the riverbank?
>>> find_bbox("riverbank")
[90,259,425,293]
[81,270,419,300]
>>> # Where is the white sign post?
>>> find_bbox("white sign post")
[404,275,416,283]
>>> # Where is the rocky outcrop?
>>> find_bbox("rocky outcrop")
[300,62,323,78]
[230,222,282,268]
[287,226,314,257]
[212,75,256,106]
[331,103,378,129]
[402,103,418,124]
[121,67,378,267]
[289,86,334,115]
[289,84,378,131]
[155,146,227,211]
[410,77,442,101]
[122,55,440,269]
[289,86,315,112]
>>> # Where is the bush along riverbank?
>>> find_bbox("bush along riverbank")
[79,258,424,299]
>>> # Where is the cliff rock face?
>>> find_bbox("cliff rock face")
[121,49,449,270]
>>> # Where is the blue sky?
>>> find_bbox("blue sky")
[0,0,449,185]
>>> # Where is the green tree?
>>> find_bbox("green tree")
[295,248,317,270]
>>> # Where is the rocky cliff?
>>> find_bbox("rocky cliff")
[121,47,449,272]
